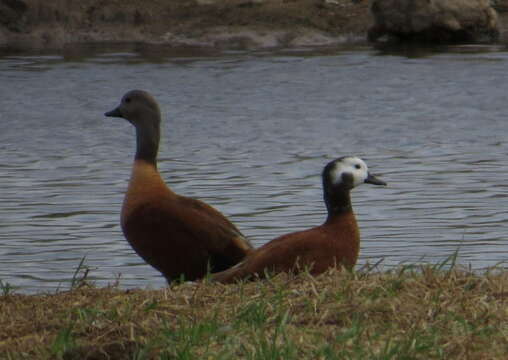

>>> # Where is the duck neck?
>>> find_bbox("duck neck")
[134,120,160,168]
[324,188,353,222]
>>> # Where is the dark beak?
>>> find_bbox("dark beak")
[104,106,123,118]
[365,173,386,186]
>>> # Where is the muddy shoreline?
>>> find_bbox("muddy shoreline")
[0,0,376,51]
[1,0,508,51]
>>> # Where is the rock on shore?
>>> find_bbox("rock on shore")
[368,0,499,43]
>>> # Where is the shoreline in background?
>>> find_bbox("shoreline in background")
[0,0,371,51]
[3,0,508,52]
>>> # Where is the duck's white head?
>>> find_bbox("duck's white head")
[324,156,386,190]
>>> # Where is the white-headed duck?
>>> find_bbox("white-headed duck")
[211,156,386,283]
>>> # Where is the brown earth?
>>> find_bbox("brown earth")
[0,0,508,50]
[0,0,373,50]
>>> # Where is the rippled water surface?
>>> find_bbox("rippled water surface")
[1,43,508,293]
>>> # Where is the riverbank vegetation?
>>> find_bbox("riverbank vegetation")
[1,259,507,359]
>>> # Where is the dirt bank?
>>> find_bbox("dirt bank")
[1,0,508,51]
[0,0,372,50]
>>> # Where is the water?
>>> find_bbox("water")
[1,43,508,293]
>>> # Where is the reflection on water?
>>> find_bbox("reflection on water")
[1,43,508,293]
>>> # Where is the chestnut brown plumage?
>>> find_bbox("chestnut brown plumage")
[105,90,253,282]
[211,156,386,283]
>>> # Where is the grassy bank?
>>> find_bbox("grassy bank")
[1,261,508,359]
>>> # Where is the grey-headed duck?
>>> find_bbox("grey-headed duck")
[105,90,253,282]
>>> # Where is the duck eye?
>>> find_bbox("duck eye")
[355,164,361,169]
[125,98,131,103]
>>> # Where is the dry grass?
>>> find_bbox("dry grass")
[1,261,508,359]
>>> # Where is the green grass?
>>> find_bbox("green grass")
[51,325,77,360]
[0,279,15,296]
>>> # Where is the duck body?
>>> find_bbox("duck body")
[212,156,385,283]
[106,90,252,282]
[212,212,360,282]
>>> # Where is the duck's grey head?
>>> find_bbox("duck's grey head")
[323,156,386,191]
[105,90,161,126]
